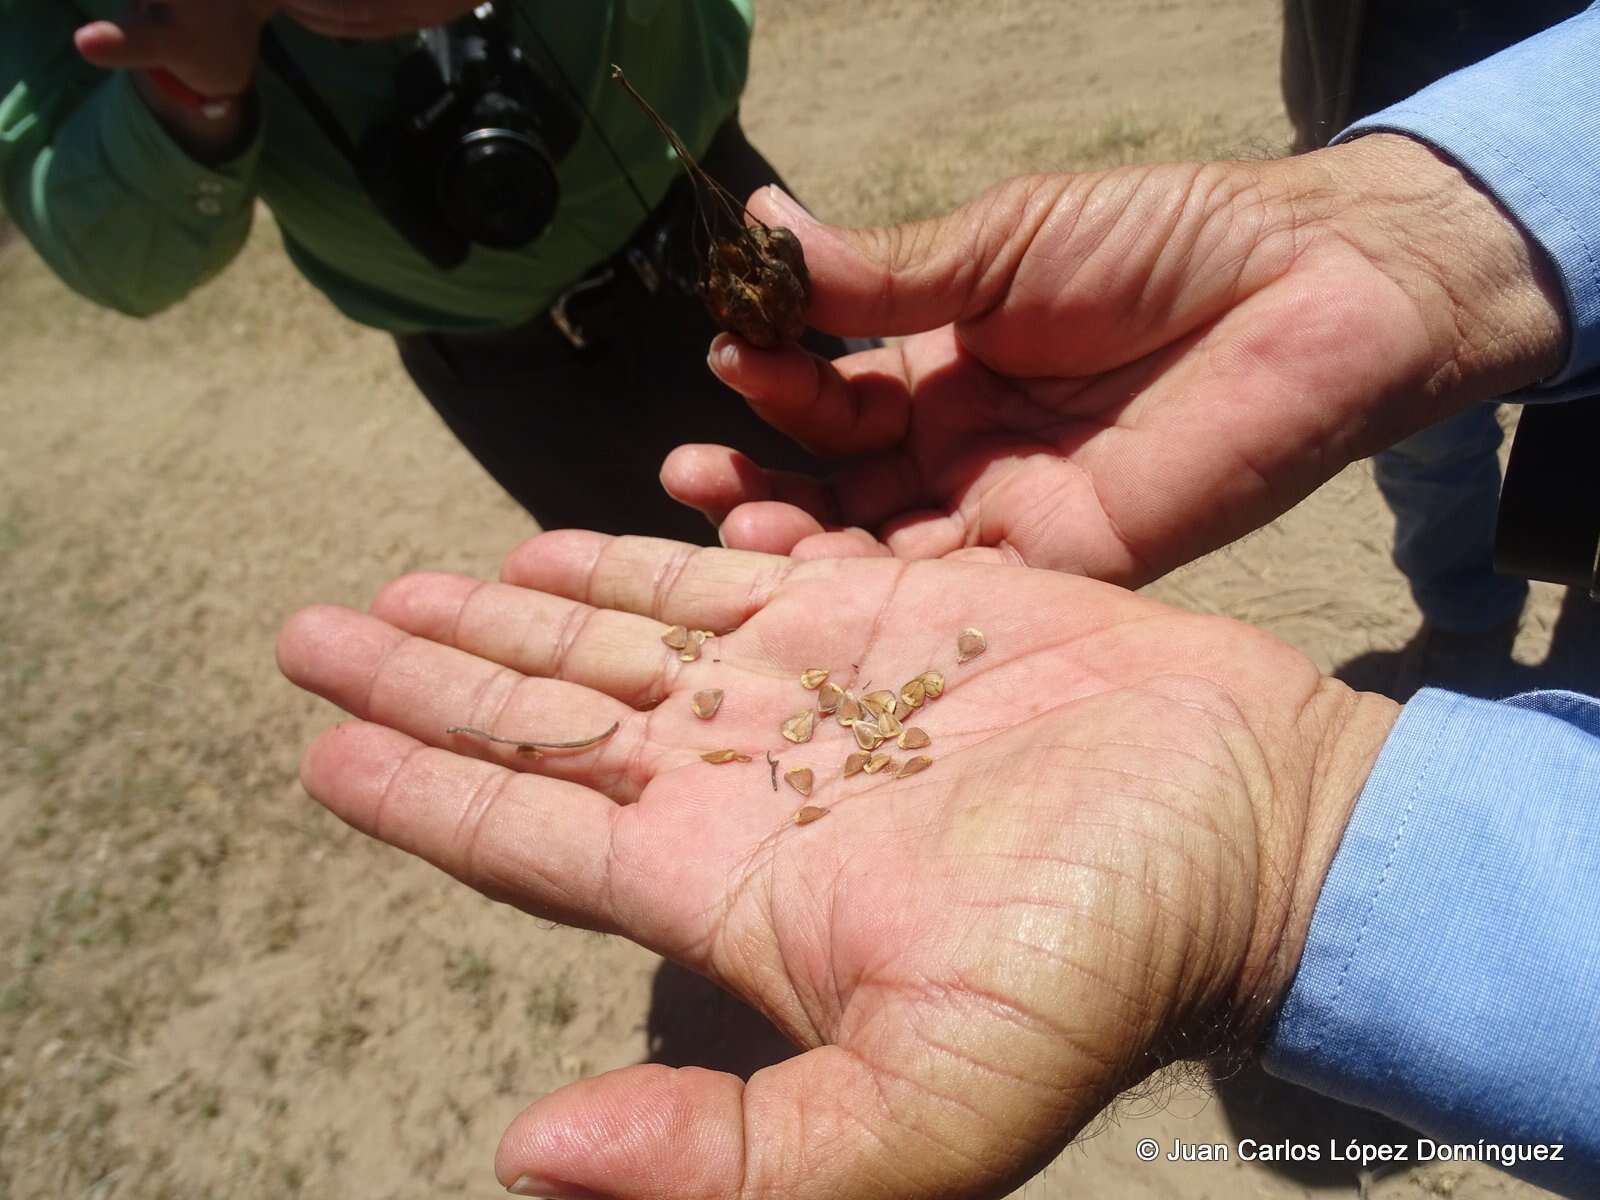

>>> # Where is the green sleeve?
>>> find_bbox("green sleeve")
[0,3,262,316]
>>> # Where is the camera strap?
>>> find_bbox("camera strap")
[258,27,366,173]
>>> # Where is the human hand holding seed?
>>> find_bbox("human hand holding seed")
[663,134,1566,584]
[277,532,1397,1199]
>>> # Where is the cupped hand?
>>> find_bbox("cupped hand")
[277,532,1395,1199]
[664,134,1564,584]
[75,0,279,97]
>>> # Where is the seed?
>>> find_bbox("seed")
[661,625,689,650]
[818,682,844,714]
[836,695,862,726]
[897,755,932,778]
[862,690,896,717]
[781,710,817,744]
[784,767,814,796]
[843,751,870,777]
[864,753,893,774]
[957,628,987,664]
[899,679,926,710]
[876,710,904,739]
[678,639,702,663]
[893,698,913,721]
[898,727,930,750]
[794,805,828,826]
[692,629,716,645]
[702,749,751,764]
[800,668,830,690]
[691,689,723,720]
[920,670,945,699]
[852,721,883,751]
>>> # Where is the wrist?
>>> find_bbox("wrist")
[1296,133,1567,424]
[1228,681,1400,1053]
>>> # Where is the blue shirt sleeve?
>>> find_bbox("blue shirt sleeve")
[1333,4,1600,400]
[1264,688,1600,1198]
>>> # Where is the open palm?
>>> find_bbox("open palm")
[278,532,1392,1198]
[663,138,1561,584]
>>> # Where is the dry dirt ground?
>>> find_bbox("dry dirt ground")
[1,2,1591,1197]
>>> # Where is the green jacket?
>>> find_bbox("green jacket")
[0,1,753,332]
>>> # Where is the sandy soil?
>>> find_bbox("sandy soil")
[1,1,1589,1196]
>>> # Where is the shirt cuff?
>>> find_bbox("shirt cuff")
[1264,688,1600,1197]
[1332,6,1600,399]
[89,70,261,227]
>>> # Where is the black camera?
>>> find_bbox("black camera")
[355,4,581,270]
[1494,399,1600,597]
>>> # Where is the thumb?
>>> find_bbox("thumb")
[746,178,1065,339]
[73,20,170,71]
[495,1051,1008,1199]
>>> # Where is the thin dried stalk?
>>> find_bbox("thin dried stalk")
[447,722,620,753]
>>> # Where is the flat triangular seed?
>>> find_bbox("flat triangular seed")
[897,755,932,778]
[784,767,814,796]
[781,710,817,744]
[661,625,690,650]
[852,721,882,751]
[862,690,896,717]
[837,695,862,726]
[876,710,904,739]
[864,753,893,774]
[702,749,750,764]
[692,629,715,644]
[800,669,830,690]
[843,751,870,777]
[691,689,723,720]
[678,642,702,663]
[794,805,828,826]
[899,679,926,710]
[957,628,987,664]
[898,727,930,750]
[920,671,945,699]
[818,682,844,714]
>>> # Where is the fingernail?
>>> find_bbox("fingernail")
[707,333,738,372]
[507,1176,608,1199]
[763,185,815,227]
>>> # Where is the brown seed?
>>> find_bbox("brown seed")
[701,749,751,764]
[899,679,926,711]
[836,695,862,726]
[957,628,987,664]
[794,805,828,826]
[864,753,893,774]
[799,668,830,690]
[781,710,817,744]
[893,698,913,722]
[876,710,904,739]
[898,727,930,751]
[784,767,814,796]
[897,755,933,778]
[843,751,870,777]
[920,670,946,699]
[691,689,723,720]
[661,625,689,650]
[862,690,896,717]
[692,629,716,644]
[818,682,844,714]
[852,721,883,751]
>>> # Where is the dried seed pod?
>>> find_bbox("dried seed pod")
[691,689,723,720]
[799,668,830,690]
[920,670,945,700]
[843,751,871,778]
[784,767,814,796]
[862,690,896,717]
[957,628,987,664]
[661,625,690,650]
[897,755,932,778]
[818,682,844,714]
[852,721,883,751]
[794,805,828,826]
[898,727,930,751]
[702,749,751,764]
[899,679,926,711]
[863,753,894,774]
[876,710,904,739]
[781,710,817,744]
[836,695,862,726]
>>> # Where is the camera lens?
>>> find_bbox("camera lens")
[439,128,559,250]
